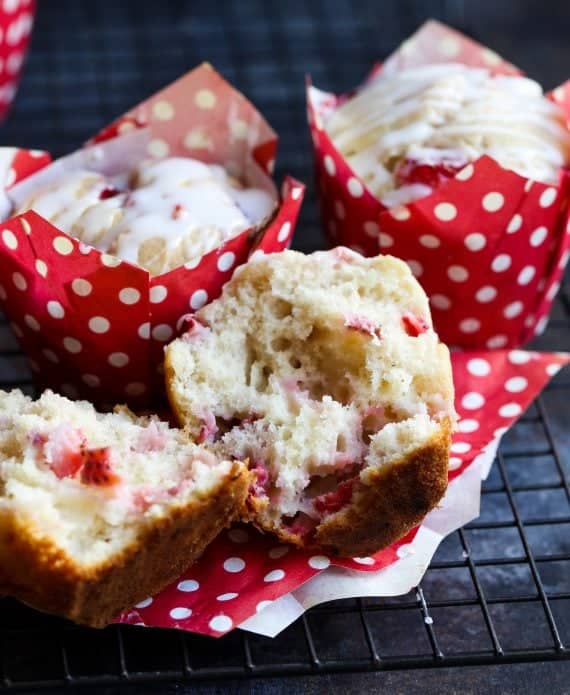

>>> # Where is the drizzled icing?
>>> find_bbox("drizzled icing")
[15,157,276,276]
[326,63,570,206]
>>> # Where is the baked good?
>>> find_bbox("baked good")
[15,157,276,275]
[165,248,454,557]
[326,63,570,207]
[0,389,250,627]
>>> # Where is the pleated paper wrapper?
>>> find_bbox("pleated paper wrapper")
[0,64,304,408]
[307,20,570,350]
[114,350,569,637]
[0,0,34,122]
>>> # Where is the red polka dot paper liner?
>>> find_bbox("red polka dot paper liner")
[0,0,35,122]
[0,64,305,407]
[307,20,570,349]
[116,349,568,637]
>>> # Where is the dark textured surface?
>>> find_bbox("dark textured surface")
[0,1,569,692]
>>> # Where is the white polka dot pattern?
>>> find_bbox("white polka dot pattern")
[268,546,289,559]
[209,615,233,632]
[119,287,140,305]
[53,236,73,255]
[63,337,82,354]
[223,557,245,573]
[482,192,504,212]
[491,255,511,272]
[431,294,451,310]
[170,607,192,620]
[347,177,364,197]
[390,205,410,221]
[47,301,64,319]
[308,556,331,570]
[420,234,440,249]
[434,202,457,221]
[529,226,547,247]
[12,272,26,290]
[108,352,129,367]
[217,251,236,272]
[177,579,199,593]
[447,265,468,282]
[464,233,486,251]
[72,278,92,296]
[476,286,497,303]
[363,221,379,238]
[35,259,47,277]
[190,289,208,310]
[24,314,39,332]
[89,316,110,334]
[467,358,491,377]
[2,229,17,249]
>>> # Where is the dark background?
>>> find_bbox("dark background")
[0,1,569,693]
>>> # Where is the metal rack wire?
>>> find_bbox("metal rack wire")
[0,0,568,690]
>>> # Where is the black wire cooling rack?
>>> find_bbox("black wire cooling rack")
[0,1,569,691]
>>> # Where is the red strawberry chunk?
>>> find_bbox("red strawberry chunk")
[285,512,319,538]
[344,314,382,340]
[181,316,210,341]
[80,447,120,486]
[197,411,218,443]
[135,420,167,452]
[395,155,469,190]
[99,186,120,200]
[44,424,86,479]
[172,203,186,219]
[314,478,354,515]
[402,313,429,337]
[249,460,269,497]
[242,412,261,427]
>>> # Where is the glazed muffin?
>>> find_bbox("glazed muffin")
[326,63,570,207]
[15,157,276,275]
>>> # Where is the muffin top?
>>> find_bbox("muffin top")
[15,157,276,275]
[326,63,570,207]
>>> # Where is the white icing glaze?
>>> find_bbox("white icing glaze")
[326,63,570,205]
[15,156,276,275]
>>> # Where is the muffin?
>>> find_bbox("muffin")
[0,389,250,627]
[165,248,455,556]
[307,21,570,350]
[15,156,276,276]
[326,63,570,208]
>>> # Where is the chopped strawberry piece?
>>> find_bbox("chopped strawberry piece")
[402,313,429,337]
[172,203,186,219]
[314,478,355,515]
[80,447,120,486]
[249,460,269,497]
[99,186,120,200]
[242,412,261,426]
[395,155,469,190]
[284,512,319,538]
[344,314,382,340]
[29,431,47,448]
[44,424,86,479]
[181,316,210,341]
[197,411,218,443]
[331,247,356,262]
[135,420,167,452]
